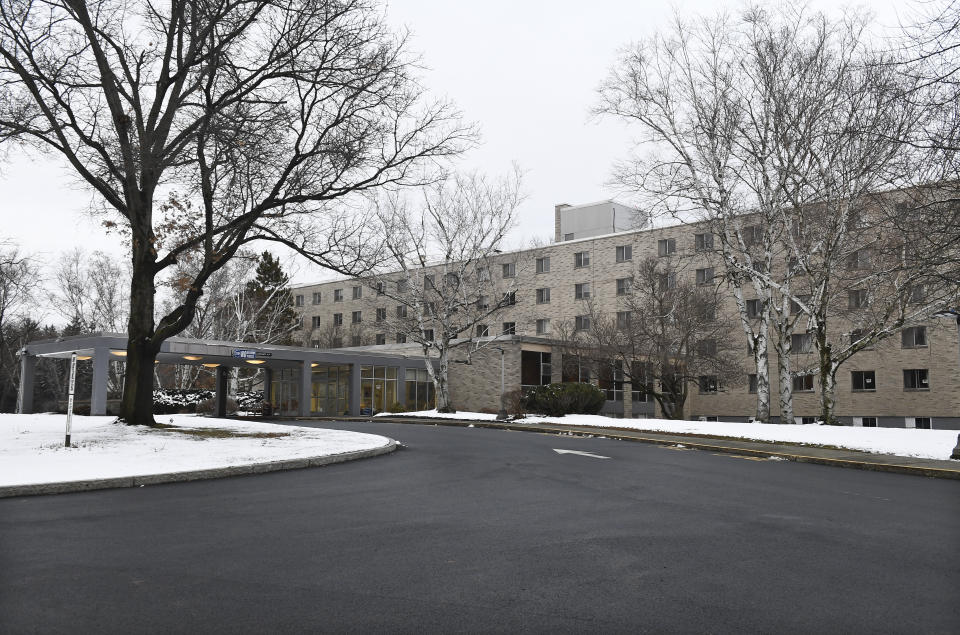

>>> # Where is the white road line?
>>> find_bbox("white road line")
[553,449,611,459]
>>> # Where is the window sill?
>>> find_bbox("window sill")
[903,388,930,392]
[901,345,928,350]
[851,389,876,393]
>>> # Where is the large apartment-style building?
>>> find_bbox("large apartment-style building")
[291,200,960,429]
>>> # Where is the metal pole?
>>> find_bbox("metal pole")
[65,352,77,448]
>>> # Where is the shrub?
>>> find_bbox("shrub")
[153,389,214,414]
[521,383,606,417]
[503,388,526,418]
[387,402,406,414]
[196,396,238,415]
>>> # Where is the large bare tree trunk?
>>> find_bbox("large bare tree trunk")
[774,338,794,425]
[433,345,453,413]
[816,334,838,425]
[120,235,159,426]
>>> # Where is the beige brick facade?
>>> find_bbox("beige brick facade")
[292,219,960,429]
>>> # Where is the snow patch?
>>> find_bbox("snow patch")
[0,414,392,488]
[381,409,957,460]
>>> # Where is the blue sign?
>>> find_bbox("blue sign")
[233,349,257,359]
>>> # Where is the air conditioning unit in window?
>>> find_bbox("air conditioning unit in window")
[698,416,707,422]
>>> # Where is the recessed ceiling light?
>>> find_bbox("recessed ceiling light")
[183,355,203,361]
[246,359,266,365]
[110,350,127,357]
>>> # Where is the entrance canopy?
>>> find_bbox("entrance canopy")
[18,332,433,417]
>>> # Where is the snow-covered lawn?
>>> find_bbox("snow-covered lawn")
[0,414,392,488]
[379,410,959,461]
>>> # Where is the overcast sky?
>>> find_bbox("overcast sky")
[0,0,903,288]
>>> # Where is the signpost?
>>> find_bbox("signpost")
[65,352,77,448]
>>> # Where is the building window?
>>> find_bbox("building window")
[848,289,868,309]
[333,313,343,326]
[396,333,407,344]
[789,295,810,316]
[477,295,489,310]
[851,370,876,392]
[599,360,625,401]
[743,225,763,246]
[376,307,387,323]
[536,318,551,335]
[312,292,321,305]
[311,339,320,348]
[574,282,591,300]
[352,286,362,300]
[536,256,550,273]
[746,299,763,319]
[503,291,517,306]
[396,305,408,318]
[397,279,409,293]
[351,335,362,346]
[791,333,813,354]
[616,311,631,330]
[405,368,437,411]
[476,267,490,282]
[574,315,591,331]
[424,301,437,316]
[793,374,815,392]
[697,339,717,356]
[903,369,929,391]
[695,232,714,251]
[849,329,872,349]
[913,417,932,429]
[800,416,817,425]
[536,287,551,304]
[658,272,677,291]
[616,245,632,262]
[422,329,434,342]
[748,374,757,394]
[564,232,575,241]
[521,351,552,387]
[311,316,321,328]
[616,277,632,296]
[423,274,435,289]
[376,282,384,295]
[502,263,515,278]
[657,238,676,257]
[861,417,877,427]
[476,324,489,337]
[502,322,516,335]
[695,267,714,286]
[901,326,927,348]
[574,251,590,268]
[334,289,343,302]
[847,249,872,269]
[699,375,719,394]
[295,294,304,307]
[907,284,926,303]
[352,311,362,324]
[375,333,386,345]
[562,355,591,383]
[331,337,343,348]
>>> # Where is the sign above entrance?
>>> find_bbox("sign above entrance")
[232,349,273,359]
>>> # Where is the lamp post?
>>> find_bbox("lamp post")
[495,347,508,420]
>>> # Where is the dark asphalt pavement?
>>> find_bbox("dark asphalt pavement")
[1,420,958,634]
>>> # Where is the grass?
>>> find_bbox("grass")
[160,426,291,441]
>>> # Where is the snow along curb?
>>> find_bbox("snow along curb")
[0,439,398,499]
[373,417,960,480]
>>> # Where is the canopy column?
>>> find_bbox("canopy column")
[299,361,312,417]
[90,347,110,416]
[16,352,35,414]
[349,363,361,416]
[214,366,228,418]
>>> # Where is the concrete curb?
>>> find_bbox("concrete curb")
[369,417,960,480]
[0,439,398,499]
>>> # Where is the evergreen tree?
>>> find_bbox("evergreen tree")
[243,252,298,345]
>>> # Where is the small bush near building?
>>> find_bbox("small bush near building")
[521,383,606,417]
[195,396,238,415]
[153,389,214,414]
[387,402,406,414]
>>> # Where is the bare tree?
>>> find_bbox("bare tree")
[0,0,472,425]
[596,10,776,421]
[557,257,740,419]
[372,168,525,412]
